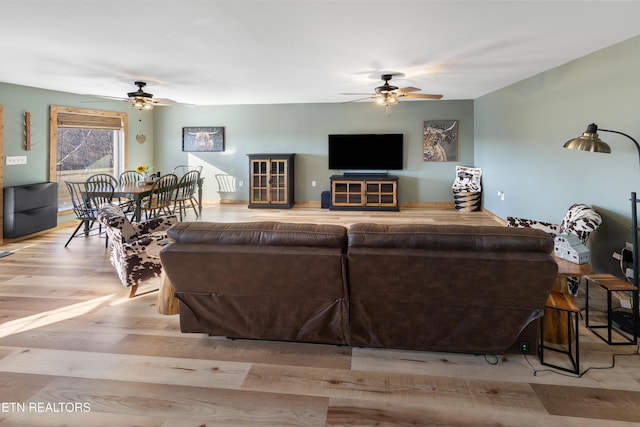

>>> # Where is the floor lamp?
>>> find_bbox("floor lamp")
[564,123,640,336]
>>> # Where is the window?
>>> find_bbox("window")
[49,106,128,212]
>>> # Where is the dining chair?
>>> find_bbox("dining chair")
[118,170,143,217]
[86,173,119,190]
[173,164,203,178]
[119,170,143,184]
[141,174,178,220]
[215,173,236,194]
[87,173,132,220]
[64,180,114,247]
[173,169,200,220]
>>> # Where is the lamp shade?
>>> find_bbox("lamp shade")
[563,123,611,153]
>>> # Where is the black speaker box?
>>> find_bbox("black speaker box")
[321,191,331,209]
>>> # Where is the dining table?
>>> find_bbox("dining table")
[107,177,204,222]
[113,182,153,222]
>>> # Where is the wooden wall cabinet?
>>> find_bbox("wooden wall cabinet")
[330,174,399,211]
[248,154,295,208]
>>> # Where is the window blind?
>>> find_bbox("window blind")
[57,112,123,130]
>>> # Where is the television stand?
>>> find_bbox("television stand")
[330,174,399,211]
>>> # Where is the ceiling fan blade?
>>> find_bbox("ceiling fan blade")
[151,98,178,106]
[152,98,193,107]
[340,92,375,96]
[401,93,443,100]
[83,93,127,101]
[397,86,421,93]
[81,96,127,104]
[343,97,374,103]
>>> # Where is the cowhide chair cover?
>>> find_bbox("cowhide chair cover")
[506,203,602,294]
[97,204,178,297]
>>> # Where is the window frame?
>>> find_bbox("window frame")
[49,105,128,213]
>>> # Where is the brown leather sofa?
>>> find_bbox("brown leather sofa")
[160,221,350,345]
[160,221,557,354]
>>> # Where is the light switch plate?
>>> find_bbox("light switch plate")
[6,156,27,165]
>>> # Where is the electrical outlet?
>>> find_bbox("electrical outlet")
[312,180,317,187]
[6,156,27,165]
[238,180,244,187]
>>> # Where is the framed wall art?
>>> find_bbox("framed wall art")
[182,126,225,152]
[423,120,458,162]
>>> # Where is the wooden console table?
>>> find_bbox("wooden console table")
[329,174,399,211]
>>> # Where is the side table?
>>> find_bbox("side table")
[539,291,581,374]
[544,256,591,344]
[584,274,638,345]
[146,240,179,315]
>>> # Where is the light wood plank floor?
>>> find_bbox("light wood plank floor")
[0,204,639,426]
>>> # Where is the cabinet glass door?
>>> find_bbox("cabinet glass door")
[250,160,269,203]
[269,159,288,204]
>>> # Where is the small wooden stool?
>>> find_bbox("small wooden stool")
[539,291,581,374]
[584,274,638,345]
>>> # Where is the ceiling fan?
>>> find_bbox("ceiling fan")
[85,81,185,111]
[342,74,442,113]
[125,81,182,110]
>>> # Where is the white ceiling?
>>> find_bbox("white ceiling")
[1,1,639,106]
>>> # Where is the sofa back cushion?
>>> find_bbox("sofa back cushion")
[167,221,347,249]
[348,223,553,253]
[346,223,557,354]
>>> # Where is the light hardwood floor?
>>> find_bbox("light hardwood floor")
[0,204,639,426]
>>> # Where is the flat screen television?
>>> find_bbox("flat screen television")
[328,134,403,170]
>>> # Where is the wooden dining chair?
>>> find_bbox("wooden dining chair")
[173,169,200,220]
[119,170,143,184]
[118,170,143,218]
[173,164,203,178]
[141,174,178,220]
[86,173,118,193]
[64,180,114,247]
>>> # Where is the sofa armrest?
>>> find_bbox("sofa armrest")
[133,215,179,236]
[506,217,560,237]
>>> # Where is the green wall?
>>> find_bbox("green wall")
[0,82,473,204]
[474,35,640,275]
[152,100,473,203]
[0,82,155,187]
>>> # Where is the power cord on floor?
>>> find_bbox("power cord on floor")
[484,354,501,365]
[524,343,640,378]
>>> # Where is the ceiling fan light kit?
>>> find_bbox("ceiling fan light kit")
[127,81,155,110]
[130,97,154,110]
[343,73,443,115]
[375,93,399,105]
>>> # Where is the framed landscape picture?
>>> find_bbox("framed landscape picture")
[182,126,225,152]
[423,120,458,162]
